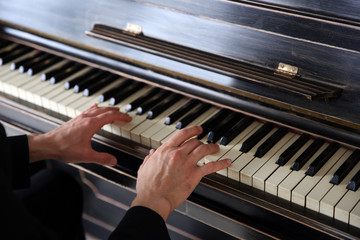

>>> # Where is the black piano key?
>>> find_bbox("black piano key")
[108,81,145,105]
[276,134,310,166]
[73,70,109,92]
[126,87,161,112]
[99,79,133,102]
[219,116,254,146]
[18,52,51,73]
[197,108,232,140]
[347,169,360,191]
[207,112,242,143]
[147,93,182,119]
[330,149,360,185]
[176,103,211,129]
[165,99,199,125]
[254,127,288,158]
[64,68,98,89]
[305,142,341,176]
[27,55,62,76]
[84,74,118,97]
[290,138,324,171]
[50,63,86,85]
[240,122,274,153]
[10,51,44,71]
[0,45,32,66]
[137,90,171,115]
[42,61,74,81]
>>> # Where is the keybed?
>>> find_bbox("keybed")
[1,40,360,228]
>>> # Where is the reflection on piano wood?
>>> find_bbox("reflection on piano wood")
[1,40,360,231]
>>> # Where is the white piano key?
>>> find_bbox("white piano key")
[228,123,272,182]
[320,160,360,218]
[74,80,124,116]
[2,72,30,97]
[217,121,261,178]
[334,188,360,224]
[252,132,297,191]
[149,99,195,148]
[2,51,42,96]
[59,91,83,116]
[350,201,360,228]
[240,131,294,186]
[0,58,28,91]
[73,80,127,132]
[0,70,22,93]
[41,86,67,110]
[32,81,58,107]
[204,121,261,165]
[278,143,328,201]
[235,128,278,185]
[48,68,97,113]
[110,87,150,136]
[159,107,220,146]
[25,60,68,103]
[265,140,313,196]
[25,80,51,104]
[139,98,188,147]
[114,87,156,139]
[306,150,352,212]
[291,147,347,207]
[18,75,45,100]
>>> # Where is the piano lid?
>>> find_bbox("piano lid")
[0,0,359,132]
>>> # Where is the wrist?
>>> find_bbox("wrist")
[131,193,173,221]
[28,133,59,163]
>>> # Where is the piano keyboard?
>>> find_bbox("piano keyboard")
[1,40,359,228]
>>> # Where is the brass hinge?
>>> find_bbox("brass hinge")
[124,23,143,36]
[275,63,298,78]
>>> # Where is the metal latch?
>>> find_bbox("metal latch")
[124,23,143,36]
[275,63,298,78]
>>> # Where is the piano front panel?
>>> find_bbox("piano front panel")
[1,40,360,236]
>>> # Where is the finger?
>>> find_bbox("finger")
[82,104,120,117]
[199,158,232,177]
[88,151,118,166]
[164,125,202,147]
[178,138,202,155]
[188,143,220,164]
[91,110,132,130]
[142,149,156,165]
[88,103,98,109]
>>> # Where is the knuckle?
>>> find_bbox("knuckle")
[169,149,183,161]
[82,117,96,126]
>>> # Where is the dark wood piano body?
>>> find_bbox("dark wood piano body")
[0,0,359,239]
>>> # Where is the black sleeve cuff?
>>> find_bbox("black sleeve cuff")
[109,206,170,240]
[7,135,30,189]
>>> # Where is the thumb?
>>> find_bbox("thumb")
[199,158,232,176]
[90,151,117,166]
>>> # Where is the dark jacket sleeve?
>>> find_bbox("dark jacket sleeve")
[7,135,31,188]
[0,124,30,189]
[0,123,59,239]
[109,206,171,240]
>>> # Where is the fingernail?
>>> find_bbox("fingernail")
[226,159,232,165]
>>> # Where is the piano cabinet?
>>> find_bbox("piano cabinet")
[1,0,360,239]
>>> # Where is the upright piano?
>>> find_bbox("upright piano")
[0,0,359,239]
